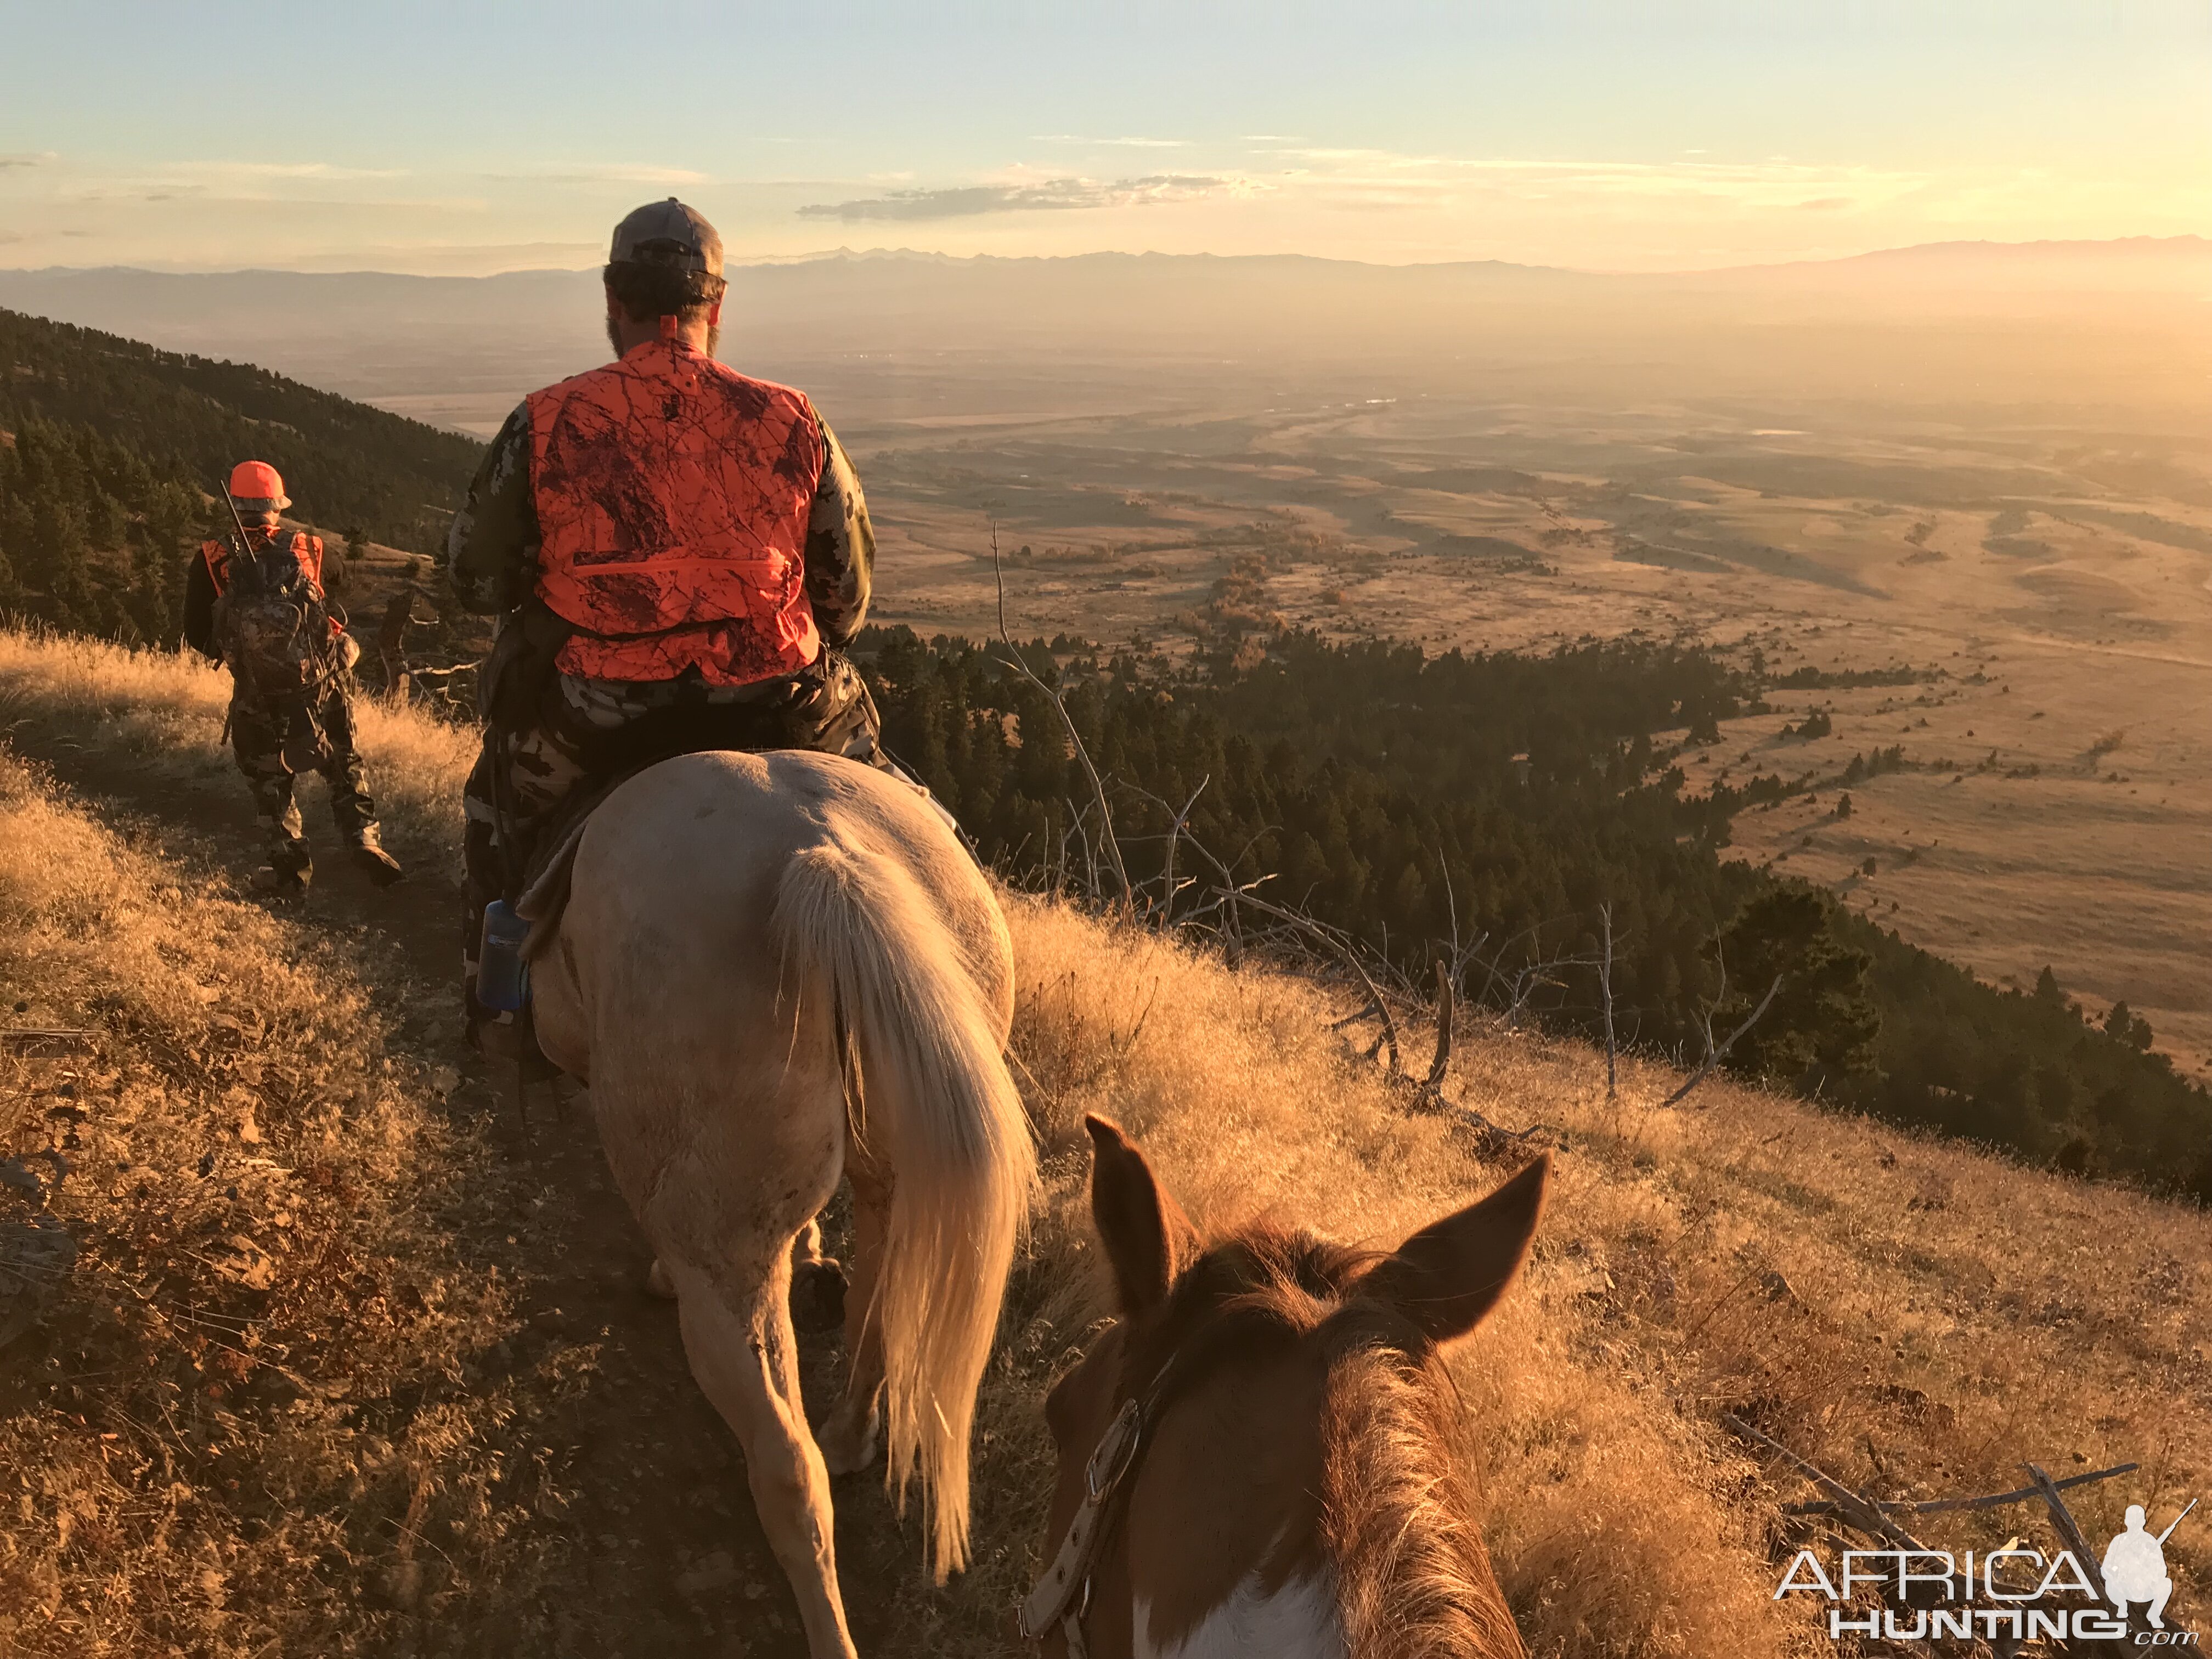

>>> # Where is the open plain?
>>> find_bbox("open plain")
[839,378,2212,1078]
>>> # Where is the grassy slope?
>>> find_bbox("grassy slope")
[1,623,2205,1656]
[0,748,571,1655]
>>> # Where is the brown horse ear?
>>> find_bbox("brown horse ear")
[1085,1115,1199,1317]
[1362,1153,1549,1346]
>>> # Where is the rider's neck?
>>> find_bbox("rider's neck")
[607,310,714,357]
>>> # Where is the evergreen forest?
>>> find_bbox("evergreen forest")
[0,307,480,640]
[855,624,2212,1195]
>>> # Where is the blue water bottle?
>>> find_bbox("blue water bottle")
[477,901,532,1013]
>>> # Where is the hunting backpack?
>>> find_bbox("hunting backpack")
[209,532,346,707]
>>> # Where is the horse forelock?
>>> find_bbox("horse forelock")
[1124,1222,1522,1659]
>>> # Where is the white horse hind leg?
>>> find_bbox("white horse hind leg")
[818,1152,891,1475]
[668,1251,858,1659]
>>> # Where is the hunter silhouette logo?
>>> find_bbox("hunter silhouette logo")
[2106,1500,2196,1630]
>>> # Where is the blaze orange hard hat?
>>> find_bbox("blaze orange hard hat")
[227,460,290,510]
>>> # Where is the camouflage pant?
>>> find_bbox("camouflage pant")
[461,651,891,985]
[230,681,380,877]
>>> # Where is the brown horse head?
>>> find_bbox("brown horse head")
[1031,1116,1545,1659]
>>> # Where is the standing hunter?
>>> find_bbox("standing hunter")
[184,461,405,894]
[448,199,891,1060]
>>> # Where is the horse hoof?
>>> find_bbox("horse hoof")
[822,1406,882,1476]
[791,1259,848,1333]
[644,1259,677,1300]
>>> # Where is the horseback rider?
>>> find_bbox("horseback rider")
[447,198,893,1059]
[183,460,405,894]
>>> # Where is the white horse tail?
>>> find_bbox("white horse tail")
[772,838,1035,1582]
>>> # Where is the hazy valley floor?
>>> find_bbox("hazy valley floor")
[1,628,2207,1657]
[849,396,2212,1084]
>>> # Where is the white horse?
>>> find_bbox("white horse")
[519,749,1035,1658]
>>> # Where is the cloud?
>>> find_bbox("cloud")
[489,164,713,185]
[171,161,409,180]
[1030,134,1189,148]
[798,174,1231,222]
[1242,148,1927,218]
[1,152,57,170]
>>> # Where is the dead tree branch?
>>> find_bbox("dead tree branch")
[1126,777,1210,932]
[2,1028,97,1048]
[1421,959,1455,1102]
[1785,1460,2137,1517]
[2024,1463,2113,1611]
[1598,903,1618,1101]
[1722,1413,1929,1553]
[991,527,1132,914]
[1178,830,1270,969]
[1234,889,1401,1073]
[1659,974,1782,1108]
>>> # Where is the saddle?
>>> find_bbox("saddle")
[510,697,838,960]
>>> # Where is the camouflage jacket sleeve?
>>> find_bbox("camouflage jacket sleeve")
[447,402,538,616]
[183,543,223,660]
[804,413,874,647]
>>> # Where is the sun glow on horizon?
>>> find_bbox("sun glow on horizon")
[0,3,2203,276]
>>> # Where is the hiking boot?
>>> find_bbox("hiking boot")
[267,845,313,896]
[348,828,405,887]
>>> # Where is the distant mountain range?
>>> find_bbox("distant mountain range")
[1,237,2199,435]
[2,235,2199,353]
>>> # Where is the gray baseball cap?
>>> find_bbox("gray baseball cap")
[609,198,723,274]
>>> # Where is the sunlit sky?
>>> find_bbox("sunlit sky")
[2,1,2205,275]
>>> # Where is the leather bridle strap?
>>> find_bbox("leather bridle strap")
[1020,1360,1180,1655]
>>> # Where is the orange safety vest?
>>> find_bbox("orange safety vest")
[526,338,825,686]
[201,529,326,594]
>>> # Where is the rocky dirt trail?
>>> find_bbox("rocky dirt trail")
[4,722,937,1658]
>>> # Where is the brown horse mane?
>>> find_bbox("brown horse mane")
[1121,1222,1523,1659]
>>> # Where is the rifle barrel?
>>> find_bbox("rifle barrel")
[2157,1497,2198,1545]
[221,483,259,560]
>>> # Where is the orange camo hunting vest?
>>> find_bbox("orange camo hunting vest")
[201,529,326,594]
[526,338,825,686]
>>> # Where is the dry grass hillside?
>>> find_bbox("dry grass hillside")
[0,748,567,1654]
[1,624,2206,1656]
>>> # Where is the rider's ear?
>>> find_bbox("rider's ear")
[1362,1154,1548,1347]
[1085,1115,1198,1318]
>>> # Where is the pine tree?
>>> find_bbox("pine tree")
[1712,887,1880,1088]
